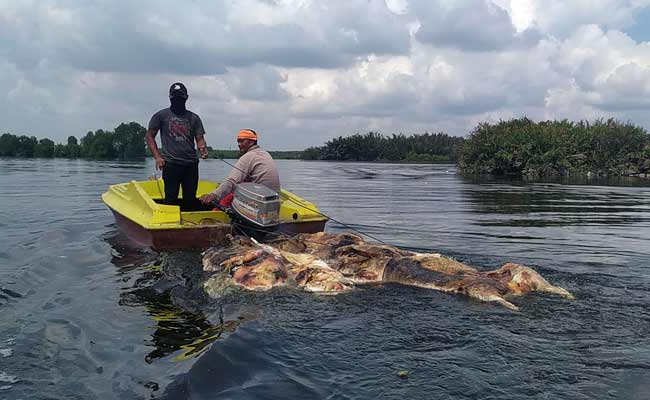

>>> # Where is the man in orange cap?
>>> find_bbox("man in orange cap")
[199,129,280,207]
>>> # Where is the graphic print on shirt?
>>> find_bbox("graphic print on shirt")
[169,116,191,142]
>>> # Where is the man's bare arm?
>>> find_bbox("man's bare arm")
[145,128,165,170]
[196,134,208,159]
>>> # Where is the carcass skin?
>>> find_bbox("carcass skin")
[202,233,574,311]
[230,256,289,291]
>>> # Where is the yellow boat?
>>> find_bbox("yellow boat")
[101,179,328,250]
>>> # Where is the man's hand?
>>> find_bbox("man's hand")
[154,157,165,170]
[199,146,209,159]
[199,193,217,205]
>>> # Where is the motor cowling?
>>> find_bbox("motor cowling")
[231,182,280,228]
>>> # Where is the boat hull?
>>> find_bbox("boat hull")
[111,210,231,250]
[111,209,328,250]
[103,179,328,251]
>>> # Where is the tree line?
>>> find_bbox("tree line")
[4,118,649,178]
[0,122,147,160]
[302,131,465,163]
[207,149,304,160]
[1,124,464,163]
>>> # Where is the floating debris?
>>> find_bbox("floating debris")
[397,370,410,378]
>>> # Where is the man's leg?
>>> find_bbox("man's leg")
[180,161,199,211]
[162,162,182,206]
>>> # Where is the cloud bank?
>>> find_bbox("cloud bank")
[2,0,650,149]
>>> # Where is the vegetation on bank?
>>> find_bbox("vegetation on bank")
[303,132,465,163]
[1,124,463,163]
[5,118,650,179]
[0,123,303,161]
[0,122,147,160]
[207,149,304,160]
[458,118,650,177]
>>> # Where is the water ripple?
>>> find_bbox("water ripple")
[2,159,650,399]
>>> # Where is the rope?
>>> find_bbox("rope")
[216,158,389,245]
[150,168,164,200]
[152,157,389,244]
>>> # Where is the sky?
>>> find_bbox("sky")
[3,0,650,150]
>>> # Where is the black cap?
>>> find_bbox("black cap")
[169,82,188,99]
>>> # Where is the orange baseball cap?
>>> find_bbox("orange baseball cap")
[237,129,258,141]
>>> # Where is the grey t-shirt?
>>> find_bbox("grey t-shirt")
[211,145,281,200]
[148,108,205,164]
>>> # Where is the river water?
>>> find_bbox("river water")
[1,158,649,399]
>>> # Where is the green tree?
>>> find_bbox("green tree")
[0,133,19,156]
[34,138,55,158]
[80,131,95,158]
[88,129,116,159]
[54,143,68,157]
[66,136,81,158]
[113,122,146,159]
[16,136,37,157]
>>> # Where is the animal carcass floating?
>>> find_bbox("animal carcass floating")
[202,232,575,311]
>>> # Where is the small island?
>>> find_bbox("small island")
[458,118,650,178]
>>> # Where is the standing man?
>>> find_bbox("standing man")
[199,129,280,208]
[146,82,209,210]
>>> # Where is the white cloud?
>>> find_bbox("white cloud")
[501,0,650,37]
[492,0,536,32]
[411,0,518,51]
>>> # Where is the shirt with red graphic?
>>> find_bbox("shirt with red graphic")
[148,108,206,164]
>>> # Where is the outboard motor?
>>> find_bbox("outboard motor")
[229,182,280,241]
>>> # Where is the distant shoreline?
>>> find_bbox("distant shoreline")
[0,155,454,165]
[5,118,650,178]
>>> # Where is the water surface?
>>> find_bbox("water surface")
[1,158,649,399]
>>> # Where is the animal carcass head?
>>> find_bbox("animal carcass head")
[486,263,575,300]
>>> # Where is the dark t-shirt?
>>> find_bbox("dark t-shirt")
[148,108,205,164]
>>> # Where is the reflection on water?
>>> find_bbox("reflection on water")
[106,230,247,364]
[127,289,244,363]
[463,182,650,227]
